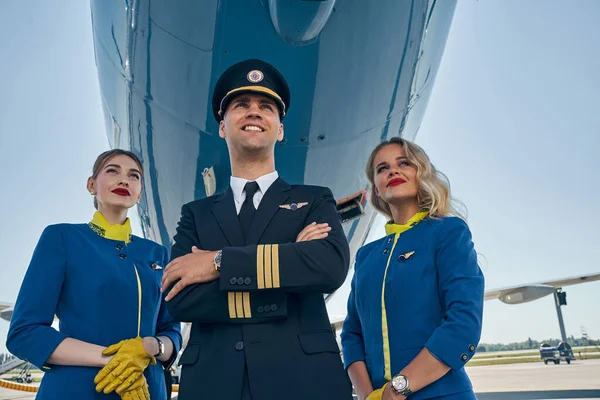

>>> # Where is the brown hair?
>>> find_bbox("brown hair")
[91,149,144,209]
[365,137,465,221]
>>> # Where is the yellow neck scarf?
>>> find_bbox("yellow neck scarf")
[89,211,132,243]
[384,211,429,236]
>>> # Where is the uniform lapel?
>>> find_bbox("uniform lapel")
[246,177,291,244]
[211,188,244,247]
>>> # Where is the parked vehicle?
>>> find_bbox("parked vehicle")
[540,342,573,364]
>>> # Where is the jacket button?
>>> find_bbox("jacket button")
[235,341,244,351]
[263,305,271,312]
[257,306,264,314]
[270,304,278,311]
[383,248,389,254]
[387,237,393,243]
[469,344,476,352]
[229,277,237,285]
[115,244,123,250]
[460,353,468,362]
[118,253,127,259]
[244,277,251,285]
[237,277,245,285]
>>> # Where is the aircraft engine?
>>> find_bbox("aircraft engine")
[499,285,556,305]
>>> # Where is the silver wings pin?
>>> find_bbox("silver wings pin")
[279,202,308,211]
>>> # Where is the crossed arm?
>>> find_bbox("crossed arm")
[163,189,349,323]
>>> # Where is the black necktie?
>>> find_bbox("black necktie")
[239,181,260,241]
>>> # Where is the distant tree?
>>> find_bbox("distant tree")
[528,337,533,349]
[476,345,487,352]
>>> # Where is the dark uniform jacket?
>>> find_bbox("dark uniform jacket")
[167,177,353,400]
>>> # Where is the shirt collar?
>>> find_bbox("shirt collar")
[230,171,279,203]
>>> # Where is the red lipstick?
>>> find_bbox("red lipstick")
[387,178,406,187]
[112,188,131,196]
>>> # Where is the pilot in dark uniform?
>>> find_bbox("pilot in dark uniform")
[162,59,353,400]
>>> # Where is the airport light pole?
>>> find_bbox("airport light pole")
[554,289,568,343]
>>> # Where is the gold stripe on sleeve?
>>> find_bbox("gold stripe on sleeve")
[271,244,280,289]
[264,244,273,289]
[235,292,244,318]
[242,292,252,318]
[228,292,236,318]
[257,245,265,289]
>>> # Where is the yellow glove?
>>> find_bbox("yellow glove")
[366,383,389,400]
[94,337,156,395]
[119,374,150,400]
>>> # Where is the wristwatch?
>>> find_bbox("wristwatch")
[154,336,164,358]
[214,250,222,272]
[391,373,413,397]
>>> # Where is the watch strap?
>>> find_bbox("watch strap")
[214,250,222,272]
[154,336,164,357]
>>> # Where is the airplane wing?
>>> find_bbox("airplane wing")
[484,272,600,304]
[0,302,14,322]
[329,272,600,327]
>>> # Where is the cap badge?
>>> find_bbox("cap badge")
[247,70,264,83]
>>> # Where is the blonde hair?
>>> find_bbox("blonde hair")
[365,137,465,221]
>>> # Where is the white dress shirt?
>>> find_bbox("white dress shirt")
[230,171,279,214]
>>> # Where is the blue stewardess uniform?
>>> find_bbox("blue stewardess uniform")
[7,212,182,400]
[341,213,484,399]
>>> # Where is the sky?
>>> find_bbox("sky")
[0,0,599,354]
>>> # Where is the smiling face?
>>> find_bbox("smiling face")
[87,154,143,212]
[372,143,419,206]
[219,93,284,155]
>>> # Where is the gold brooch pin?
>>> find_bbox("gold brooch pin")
[397,251,415,262]
[279,202,308,211]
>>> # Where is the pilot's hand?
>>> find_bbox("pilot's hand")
[296,222,331,242]
[119,374,151,400]
[161,247,219,301]
[94,337,156,395]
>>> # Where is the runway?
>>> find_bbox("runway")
[0,390,35,400]
[1,359,599,399]
[468,358,600,399]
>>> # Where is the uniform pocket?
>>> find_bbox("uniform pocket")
[178,343,200,365]
[298,330,340,355]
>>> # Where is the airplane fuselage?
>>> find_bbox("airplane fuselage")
[90,0,457,312]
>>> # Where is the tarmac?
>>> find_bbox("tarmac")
[468,358,600,399]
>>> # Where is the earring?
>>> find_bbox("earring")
[90,191,95,195]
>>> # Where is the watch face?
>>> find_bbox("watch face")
[214,251,222,265]
[392,375,407,391]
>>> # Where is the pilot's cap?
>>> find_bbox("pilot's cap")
[212,59,290,122]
